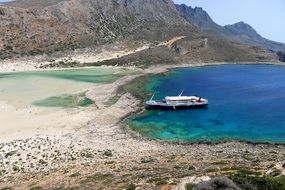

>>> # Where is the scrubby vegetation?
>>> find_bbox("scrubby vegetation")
[230,173,285,190]
[126,184,136,190]
[102,150,113,157]
[147,177,168,186]
[117,75,151,101]
[186,174,285,190]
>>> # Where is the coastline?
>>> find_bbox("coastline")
[0,61,285,189]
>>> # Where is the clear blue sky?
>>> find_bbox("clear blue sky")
[174,0,285,43]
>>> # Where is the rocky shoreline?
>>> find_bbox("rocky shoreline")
[0,62,285,189]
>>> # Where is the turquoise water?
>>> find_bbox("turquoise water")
[33,93,94,108]
[0,68,123,83]
[128,64,285,143]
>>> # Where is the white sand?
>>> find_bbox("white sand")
[0,103,95,142]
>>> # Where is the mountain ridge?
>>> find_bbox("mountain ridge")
[175,3,285,53]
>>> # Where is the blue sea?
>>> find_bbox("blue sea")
[127,64,285,143]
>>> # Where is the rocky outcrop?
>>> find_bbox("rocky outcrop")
[175,4,222,32]
[277,51,285,62]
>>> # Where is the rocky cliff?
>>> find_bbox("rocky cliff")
[175,4,222,34]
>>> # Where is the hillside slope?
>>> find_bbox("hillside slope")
[0,0,279,63]
[0,0,188,58]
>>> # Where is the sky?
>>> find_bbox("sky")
[174,0,285,43]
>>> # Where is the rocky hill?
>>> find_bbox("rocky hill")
[0,0,280,63]
[0,0,189,58]
[175,4,222,34]
[175,4,285,53]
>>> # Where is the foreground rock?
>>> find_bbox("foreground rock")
[277,51,285,62]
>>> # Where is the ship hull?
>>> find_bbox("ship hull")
[145,103,208,110]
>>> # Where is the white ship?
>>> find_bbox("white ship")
[145,91,208,110]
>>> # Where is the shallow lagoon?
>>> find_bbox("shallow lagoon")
[0,67,129,135]
[0,67,124,108]
[128,64,285,143]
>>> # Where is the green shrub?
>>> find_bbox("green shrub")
[126,184,136,190]
[147,177,168,186]
[185,183,195,190]
[30,187,42,190]
[103,150,113,157]
[230,173,285,190]
[69,172,81,178]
